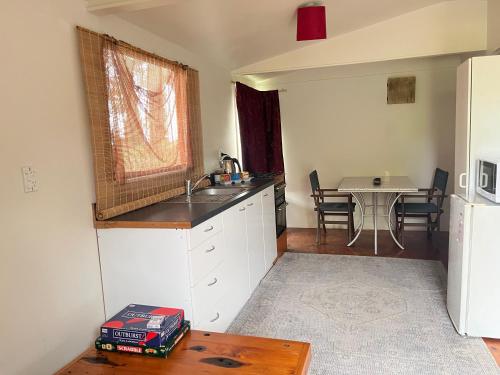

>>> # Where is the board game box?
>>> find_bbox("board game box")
[95,320,190,358]
[100,304,184,347]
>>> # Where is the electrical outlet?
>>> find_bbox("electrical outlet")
[22,166,39,193]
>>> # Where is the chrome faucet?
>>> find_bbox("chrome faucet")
[185,174,210,196]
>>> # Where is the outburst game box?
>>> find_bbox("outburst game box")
[96,320,191,358]
[100,304,184,347]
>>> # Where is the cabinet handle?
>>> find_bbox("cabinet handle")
[239,207,246,211]
[205,245,216,253]
[459,173,467,189]
[264,193,269,197]
[204,225,214,232]
[247,202,254,207]
[207,277,218,286]
[210,312,220,322]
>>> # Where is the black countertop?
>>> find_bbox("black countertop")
[94,179,275,229]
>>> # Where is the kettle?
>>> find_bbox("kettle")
[219,153,242,174]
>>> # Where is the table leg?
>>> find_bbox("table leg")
[385,192,395,228]
[347,192,365,247]
[388,192,405,250]
[373,192,378,255]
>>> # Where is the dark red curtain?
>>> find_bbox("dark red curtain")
[235,82,284,174]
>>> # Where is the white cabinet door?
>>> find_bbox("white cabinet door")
[97,228,192,321]
[467,204,500,338]
[245,193,266,292]
[262,186,277,273]
[222,202,250,299]
[447,195,470,335]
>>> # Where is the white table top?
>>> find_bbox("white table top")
[338,176,418,193]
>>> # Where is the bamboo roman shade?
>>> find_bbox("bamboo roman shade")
[77,27,204,220]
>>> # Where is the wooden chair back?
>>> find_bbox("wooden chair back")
[430,168,449,209]
[309,170,323,206]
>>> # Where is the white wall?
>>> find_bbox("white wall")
[0,1,235,374]
[488,0,500,51]
[259,56,459,230]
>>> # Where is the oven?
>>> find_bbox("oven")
[275,183,287,237]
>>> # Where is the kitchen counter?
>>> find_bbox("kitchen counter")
[94,179,275,229]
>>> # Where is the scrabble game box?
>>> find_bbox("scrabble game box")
[96,320,190,358]
[100,304,184,347]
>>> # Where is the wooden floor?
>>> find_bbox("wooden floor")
[285,228,499,367]
[287,227,449,266]
[484,338,500,366]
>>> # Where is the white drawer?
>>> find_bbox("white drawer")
[191,261,230,319]
[188,214,223,250]
[189,232,225,287]
[245,192,261,209]
[195,287,248,333]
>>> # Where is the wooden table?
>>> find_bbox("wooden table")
[338,176,418,254]
[56,330,311,374]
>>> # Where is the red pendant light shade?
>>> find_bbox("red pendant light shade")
[296,5,327,41]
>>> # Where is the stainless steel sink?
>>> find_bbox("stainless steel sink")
[193,187,246,196]
[162,186,248,204]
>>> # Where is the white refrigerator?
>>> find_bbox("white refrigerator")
[454,55,500,201]
[447,194,500,338]
[447,55,500,338]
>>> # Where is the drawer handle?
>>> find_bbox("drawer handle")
[239,207,246,211]
[205,245,216,253]
[204,225,214,232]
[247,202,254,207]
[210,312,220,323]
[264,193,269,197]
[207,277,218,286]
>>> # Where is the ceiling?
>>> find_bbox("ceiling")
[118,0,449,71]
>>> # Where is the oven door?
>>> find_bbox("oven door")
[276,201,287,237]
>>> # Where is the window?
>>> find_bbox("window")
[77,27,204,220]
[103,42,191,183]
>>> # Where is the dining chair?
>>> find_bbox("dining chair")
[394,168,449,244]
[309,170,355,245]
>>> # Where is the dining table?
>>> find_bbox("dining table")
[337,176,418,254]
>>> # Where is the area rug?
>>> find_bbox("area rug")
[228,253,499,375]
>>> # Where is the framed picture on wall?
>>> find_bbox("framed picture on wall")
[387,76,416,104]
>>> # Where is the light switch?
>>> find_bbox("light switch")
[22,166,39,193]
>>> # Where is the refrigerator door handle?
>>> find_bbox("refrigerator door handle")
[459,173,468,189]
